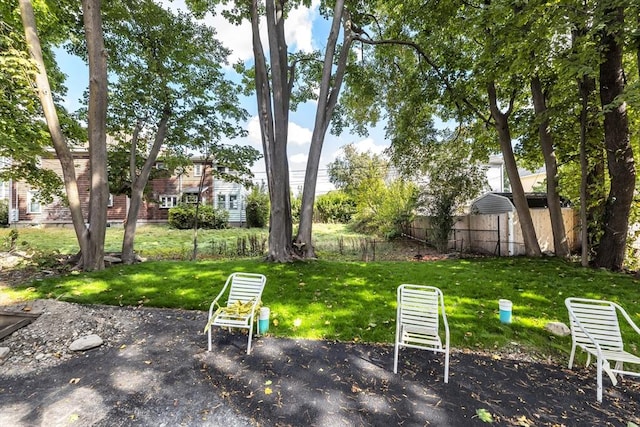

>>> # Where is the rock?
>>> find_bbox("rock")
[103,255,122,264]
[0,347,10,362]
[545,321,570,337]
[69,334,104,351]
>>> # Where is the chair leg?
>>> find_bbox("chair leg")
[568,343,576,369]
[615,361,623,378]
[393,343,399,374]
[207,321,212,352]
[247,326,254,355]
[596,358,603,402]
[444,349,450,383]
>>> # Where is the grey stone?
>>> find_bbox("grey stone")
[545,321,571,337]
[69,334,104,351]
[0,347,10,361]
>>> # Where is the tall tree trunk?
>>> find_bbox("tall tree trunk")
[530,76,570,257]
[577,73,604,266]
[578,75,591,267]
[121,113,169,264]
[487,82,542,257]
[82,0,109,271]
[251,0,292,262]
[18,0,88,260]
[295,1,352,259]
[594,5,636,270]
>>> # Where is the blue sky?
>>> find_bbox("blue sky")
[55,1,390,195]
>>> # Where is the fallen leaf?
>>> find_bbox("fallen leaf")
[351,384,362,393]
[144,360,152,365]
[69,378,80,384]
[264,387,273,395]
[476,408,493,423]
[516,415,531,427]
[265,380,272,385]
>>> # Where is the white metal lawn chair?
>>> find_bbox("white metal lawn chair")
[394,284,450,383]
[565,297,640,402]
[205,272,267,355]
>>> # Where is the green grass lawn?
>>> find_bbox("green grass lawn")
[4,255,640,363]
[0,223,396,261]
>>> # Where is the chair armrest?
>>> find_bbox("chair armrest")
[618,305,640,336]
[208,277,233,317]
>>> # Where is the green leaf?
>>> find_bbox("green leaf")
[476,408,494,423]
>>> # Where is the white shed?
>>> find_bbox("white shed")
[471,193,515,214]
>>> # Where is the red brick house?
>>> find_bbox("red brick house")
[2,151,215,226]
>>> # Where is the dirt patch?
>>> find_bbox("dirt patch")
[0,300,639,426]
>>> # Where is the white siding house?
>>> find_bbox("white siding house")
[213,166,247,226]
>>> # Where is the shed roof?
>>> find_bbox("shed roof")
[471,193,515,214]
[471,192,571,214]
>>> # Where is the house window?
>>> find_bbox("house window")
[159,195,178,209]
[217,166,226,174]
[193,164,203,177]
[0,181,8,199]
[27,190,41,214]
[229,194,238,210]
[155,162,166,170]
[185,194,198,204]
[217,194,226,209]
[107,194,114,207]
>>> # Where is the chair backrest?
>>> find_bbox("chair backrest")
[226,273,267,306]
[398,284,443,332]
[565,297,623,352]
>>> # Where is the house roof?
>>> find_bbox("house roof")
[183,186,208,193]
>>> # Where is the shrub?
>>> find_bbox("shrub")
[314,191,356,223]
[291,191,302,223]
[245,185,269,228]
[0,199,8,226]
[168,204,228,230]
[352,179,419,238]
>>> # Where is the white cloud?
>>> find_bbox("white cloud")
[285,0,319,52]
[203,12,258,64]
[159,0,257,64]
[354,137,388,155]
[247,116,262,144]
[288,122,312,146]
[328,137,388,161]
[246,116,312,146]
[160,0,317,64]
[289,153,308,165]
